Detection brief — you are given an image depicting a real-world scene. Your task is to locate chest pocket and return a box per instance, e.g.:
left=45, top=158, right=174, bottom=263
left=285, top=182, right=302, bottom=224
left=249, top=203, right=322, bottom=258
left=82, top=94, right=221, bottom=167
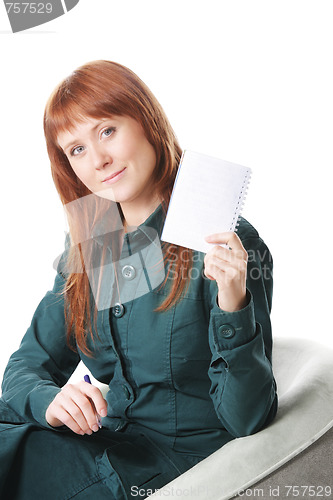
left=169, top=295, right=212, bottom=393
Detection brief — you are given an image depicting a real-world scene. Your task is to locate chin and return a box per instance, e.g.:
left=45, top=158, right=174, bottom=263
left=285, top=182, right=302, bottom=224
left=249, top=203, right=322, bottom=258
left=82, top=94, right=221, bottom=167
left=94, top=186, right=134, bottom=204
left=93, top=186, right=118, bottom=202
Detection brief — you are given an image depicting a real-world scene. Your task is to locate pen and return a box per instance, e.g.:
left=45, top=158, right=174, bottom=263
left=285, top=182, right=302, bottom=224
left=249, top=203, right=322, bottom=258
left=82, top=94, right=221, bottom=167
left=83, top=374, right=102, bottom=429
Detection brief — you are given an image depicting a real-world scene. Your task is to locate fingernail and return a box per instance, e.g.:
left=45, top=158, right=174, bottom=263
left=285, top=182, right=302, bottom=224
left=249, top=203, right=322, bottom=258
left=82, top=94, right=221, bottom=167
left=100, top=409, right=107, bottom=417
left=92, top=425, right=99, bottom=432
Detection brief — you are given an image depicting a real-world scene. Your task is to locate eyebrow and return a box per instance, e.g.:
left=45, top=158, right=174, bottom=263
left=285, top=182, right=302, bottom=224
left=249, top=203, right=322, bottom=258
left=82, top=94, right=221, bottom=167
left=61, top=139, right=80, bottom=153
left=61, top=120, right=111, bottom=152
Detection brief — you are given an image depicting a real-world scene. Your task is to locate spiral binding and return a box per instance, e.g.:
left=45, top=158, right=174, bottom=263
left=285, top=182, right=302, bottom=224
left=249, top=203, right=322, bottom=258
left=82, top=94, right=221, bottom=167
left=230, top=169, right=252, bottom=232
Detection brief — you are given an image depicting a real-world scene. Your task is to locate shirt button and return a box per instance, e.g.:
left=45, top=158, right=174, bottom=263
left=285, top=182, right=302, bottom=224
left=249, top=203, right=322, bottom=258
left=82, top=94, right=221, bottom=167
left=112, top=303, right=125, bottom=318
left=121, top=265, right=136, bottom=280
left=219, top=324, right=235, bottom=339
left=122, top=385, right=131, bottom=399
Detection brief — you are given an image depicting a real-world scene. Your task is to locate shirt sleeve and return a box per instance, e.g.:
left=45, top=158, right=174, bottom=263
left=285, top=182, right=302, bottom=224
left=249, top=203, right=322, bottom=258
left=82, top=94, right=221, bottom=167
left=1, top=270, right=80, bottom=429
left=207, top=235, right=278, bottom=437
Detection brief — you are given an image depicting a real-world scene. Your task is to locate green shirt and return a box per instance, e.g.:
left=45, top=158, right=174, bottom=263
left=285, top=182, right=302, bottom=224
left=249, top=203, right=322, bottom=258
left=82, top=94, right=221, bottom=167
left=1, top=204, right=277, bottom=459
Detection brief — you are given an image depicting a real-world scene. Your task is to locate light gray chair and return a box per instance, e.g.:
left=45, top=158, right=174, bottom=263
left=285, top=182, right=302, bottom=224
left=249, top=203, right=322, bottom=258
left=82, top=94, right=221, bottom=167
left=146, top=337, right=333, bottom=499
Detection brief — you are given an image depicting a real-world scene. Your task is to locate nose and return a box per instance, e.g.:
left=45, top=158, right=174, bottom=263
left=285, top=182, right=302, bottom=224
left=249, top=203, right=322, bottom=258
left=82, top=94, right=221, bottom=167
left=91, top=143, right=113, bottom=170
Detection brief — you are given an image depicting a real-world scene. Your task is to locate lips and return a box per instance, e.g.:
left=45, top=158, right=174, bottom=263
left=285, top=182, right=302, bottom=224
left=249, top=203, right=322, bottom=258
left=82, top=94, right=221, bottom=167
left=102, top=167, right=126, bottom=183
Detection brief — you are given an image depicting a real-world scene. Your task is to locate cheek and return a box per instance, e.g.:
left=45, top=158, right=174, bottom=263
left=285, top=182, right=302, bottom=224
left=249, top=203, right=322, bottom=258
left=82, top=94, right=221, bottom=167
left=135, top=139, right=157, bottom=171
left=117, top=131, right=156, bottom=167
left=145, top=145, right=157, bottom=175
left=70, top=162, right=94, bottom=188
left=115, top=137, right=138, bottom=160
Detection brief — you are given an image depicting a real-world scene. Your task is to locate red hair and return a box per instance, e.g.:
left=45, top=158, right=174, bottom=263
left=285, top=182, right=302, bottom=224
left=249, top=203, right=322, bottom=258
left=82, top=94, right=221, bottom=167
left=43, top=60, right=192, bottom=355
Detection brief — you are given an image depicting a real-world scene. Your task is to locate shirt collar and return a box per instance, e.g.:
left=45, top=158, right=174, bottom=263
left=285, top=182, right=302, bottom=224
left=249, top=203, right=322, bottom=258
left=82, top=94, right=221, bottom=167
left=93, top=202, right=166, bottom=249
left=136, top=203, right=165, bottom=243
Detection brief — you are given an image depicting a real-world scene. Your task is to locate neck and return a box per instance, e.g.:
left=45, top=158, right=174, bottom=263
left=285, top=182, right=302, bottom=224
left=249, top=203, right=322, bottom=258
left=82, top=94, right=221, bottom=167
left=120, top=196, right=162, bottom=230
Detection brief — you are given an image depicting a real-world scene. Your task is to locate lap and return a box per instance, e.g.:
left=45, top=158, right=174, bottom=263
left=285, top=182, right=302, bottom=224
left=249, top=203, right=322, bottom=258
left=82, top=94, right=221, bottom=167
left=0, top=399, right=191, bottom=500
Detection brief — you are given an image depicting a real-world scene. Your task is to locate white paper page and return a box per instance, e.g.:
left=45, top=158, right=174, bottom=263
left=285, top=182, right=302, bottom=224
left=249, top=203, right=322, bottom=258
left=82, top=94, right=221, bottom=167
left=161, top=150, right=251, bottom=254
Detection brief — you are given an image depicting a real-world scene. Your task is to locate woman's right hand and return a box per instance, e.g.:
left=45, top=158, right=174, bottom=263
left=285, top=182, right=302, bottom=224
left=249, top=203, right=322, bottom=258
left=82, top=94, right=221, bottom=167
left=45, top=381, right=108, bottom=435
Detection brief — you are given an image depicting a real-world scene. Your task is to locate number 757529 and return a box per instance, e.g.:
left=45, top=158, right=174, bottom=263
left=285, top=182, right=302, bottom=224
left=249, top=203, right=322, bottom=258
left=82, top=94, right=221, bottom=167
left=5, top=3, right=53, bottom=14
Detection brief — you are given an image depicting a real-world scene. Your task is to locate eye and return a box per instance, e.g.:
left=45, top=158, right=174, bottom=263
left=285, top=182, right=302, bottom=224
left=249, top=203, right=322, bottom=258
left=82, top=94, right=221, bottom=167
left=102, top=127, right=116, bottom=138
left=70, top=145, right=85, bottom=157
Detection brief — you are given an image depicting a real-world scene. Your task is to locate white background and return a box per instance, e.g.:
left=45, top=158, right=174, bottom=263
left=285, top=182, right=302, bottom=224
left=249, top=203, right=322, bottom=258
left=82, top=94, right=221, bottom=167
left=0, top=0, right=332, bottom=381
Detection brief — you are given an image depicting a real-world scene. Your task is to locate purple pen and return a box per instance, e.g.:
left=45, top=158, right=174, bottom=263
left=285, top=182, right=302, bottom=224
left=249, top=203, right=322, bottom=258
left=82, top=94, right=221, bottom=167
left=83, top=374, right=102, bottom=429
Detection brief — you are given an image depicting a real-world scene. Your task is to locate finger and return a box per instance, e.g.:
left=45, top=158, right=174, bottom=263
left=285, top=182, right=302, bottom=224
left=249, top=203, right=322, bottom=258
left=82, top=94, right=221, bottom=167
left=52, top=404, right=86, bottom=435
left=80, top=381, right=108, bottom=417
left=204, top=262, right=229, bottom=284
left=205, top=251, right=247, bottom=277
left=206, top=244, right=248, bottom=265
left=62, top=393, right=96, bottom=434
left=61, top=384, right=99, bottom=432
left=204, top=257, right=244, bottom=283
left=205, top=231, right=245, bottom=252
left=65, top=389, right=101, bottom=433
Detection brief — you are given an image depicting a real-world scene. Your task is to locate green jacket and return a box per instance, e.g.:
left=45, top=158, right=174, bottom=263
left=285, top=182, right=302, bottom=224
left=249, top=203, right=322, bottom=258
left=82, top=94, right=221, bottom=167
left=1, top=204, right=277, bottom=460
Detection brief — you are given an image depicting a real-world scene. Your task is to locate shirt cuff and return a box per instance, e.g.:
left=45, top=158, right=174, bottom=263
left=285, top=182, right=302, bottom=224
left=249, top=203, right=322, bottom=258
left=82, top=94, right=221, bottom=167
left=210, top=289, right=257, bottom=351
left=29, top=383, right=62, bottom=429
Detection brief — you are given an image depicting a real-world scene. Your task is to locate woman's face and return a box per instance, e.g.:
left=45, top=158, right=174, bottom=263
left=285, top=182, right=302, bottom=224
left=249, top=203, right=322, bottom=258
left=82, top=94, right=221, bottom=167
left=57, top=115, right=157, bottom=207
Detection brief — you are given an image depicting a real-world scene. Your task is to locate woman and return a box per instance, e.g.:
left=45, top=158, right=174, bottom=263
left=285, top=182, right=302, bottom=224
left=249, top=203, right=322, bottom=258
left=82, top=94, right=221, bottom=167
left=0, top=60, right=277, bottom=499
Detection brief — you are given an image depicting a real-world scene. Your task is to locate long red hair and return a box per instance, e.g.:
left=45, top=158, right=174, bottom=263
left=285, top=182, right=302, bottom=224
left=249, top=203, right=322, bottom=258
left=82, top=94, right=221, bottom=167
left=43, top=60, right=192, bottom=355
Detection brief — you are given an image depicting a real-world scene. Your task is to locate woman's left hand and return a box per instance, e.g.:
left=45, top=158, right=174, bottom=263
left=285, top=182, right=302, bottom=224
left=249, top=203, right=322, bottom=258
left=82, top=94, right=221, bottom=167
left=204, top=232, right=248, bottom=312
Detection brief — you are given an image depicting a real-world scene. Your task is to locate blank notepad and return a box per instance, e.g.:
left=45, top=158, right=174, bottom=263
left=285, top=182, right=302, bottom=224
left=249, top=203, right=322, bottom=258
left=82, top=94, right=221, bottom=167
left=161, top=150, right=252, bottom=254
